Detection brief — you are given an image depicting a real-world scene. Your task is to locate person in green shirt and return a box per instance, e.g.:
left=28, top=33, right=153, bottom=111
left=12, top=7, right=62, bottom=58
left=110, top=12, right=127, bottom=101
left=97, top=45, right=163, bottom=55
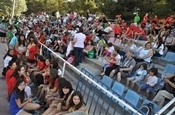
left=134, top=14, right=140, bottom=25
left=97, top=37, right=106, bottom=56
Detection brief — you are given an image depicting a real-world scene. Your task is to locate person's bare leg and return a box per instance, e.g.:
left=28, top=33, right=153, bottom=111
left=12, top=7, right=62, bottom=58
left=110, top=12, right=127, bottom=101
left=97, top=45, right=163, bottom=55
left=19, top=110, right=32, bottom=115
left=23, top=103, right=40, bottom=111
left=38, top=87, right=46, bottom=100
left=42, top=107, right=55, bottom=115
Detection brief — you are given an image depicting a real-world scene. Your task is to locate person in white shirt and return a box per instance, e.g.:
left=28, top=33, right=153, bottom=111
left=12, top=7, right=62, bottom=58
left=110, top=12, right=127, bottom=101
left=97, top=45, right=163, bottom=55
left=138, top=67, right=158, bottom=96
left=72, top=27, right=86, bottom=67
left=104, top=23, right=113, bottom=34
left=153, top=36, right=164, bottom=57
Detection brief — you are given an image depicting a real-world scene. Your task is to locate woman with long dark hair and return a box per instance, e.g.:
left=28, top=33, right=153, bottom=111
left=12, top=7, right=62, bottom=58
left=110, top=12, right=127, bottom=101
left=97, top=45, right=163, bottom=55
left=10, top=78, right=40, bottom=115
left=14, top=34, right=27, bottom=58
left=26, top=35, right=38, bottom=67
left=42, top=80, right=74, bottom=115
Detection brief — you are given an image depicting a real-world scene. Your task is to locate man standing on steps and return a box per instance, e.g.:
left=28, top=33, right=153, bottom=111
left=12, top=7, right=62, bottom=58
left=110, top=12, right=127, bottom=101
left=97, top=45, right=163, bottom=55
left=72, top=27, right=86, bottom=67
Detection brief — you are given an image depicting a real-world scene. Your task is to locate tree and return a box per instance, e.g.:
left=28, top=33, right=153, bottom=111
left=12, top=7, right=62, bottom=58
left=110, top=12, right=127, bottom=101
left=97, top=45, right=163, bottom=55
left=15, top=0, right=27, bottom=16
left=0, top=0, right=27, bottom=17
left=0, top=0, right=13, bottom=16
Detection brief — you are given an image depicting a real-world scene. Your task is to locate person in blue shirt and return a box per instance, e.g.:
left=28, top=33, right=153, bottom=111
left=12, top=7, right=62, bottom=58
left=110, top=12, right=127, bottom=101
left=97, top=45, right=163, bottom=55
left=9, top=33, right=20, bottom=50
left=10, top=78, right=40, bottom=115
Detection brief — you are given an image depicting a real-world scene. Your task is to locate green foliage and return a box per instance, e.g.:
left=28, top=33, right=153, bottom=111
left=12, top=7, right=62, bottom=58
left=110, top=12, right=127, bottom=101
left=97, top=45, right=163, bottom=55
left=0, top=0, right=13, bottom=16
left=0, top=0, right=27, bottom=17
left=1, top=0, right=175, bottom=20
left=15, top=0, right=27, bottom=16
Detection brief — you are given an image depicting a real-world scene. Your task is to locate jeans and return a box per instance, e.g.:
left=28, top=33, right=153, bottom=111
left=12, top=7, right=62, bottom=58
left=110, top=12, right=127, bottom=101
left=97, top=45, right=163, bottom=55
left=74, top=47, right=83, bottom=66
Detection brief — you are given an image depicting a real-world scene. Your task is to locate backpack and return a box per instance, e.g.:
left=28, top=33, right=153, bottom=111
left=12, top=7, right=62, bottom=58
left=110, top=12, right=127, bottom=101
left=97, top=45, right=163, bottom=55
left=140, top=103, right=153, bottom=115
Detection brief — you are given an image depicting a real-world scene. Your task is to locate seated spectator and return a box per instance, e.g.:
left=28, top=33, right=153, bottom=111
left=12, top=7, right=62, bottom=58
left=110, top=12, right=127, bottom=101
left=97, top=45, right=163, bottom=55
left=10, top=78, right=40, bottom=115
left=9, top=33, right=20, bottom=50
left=96, top=36, right=106, bottom=56
left=135, top=42, right=153, bottom=64
left=153, top=36, right=165, bottom=57
left=122, top=39, right=137, bottom=56
left=55, top=91, right=88, bottom=115
left=3, top=49, right=15, bottom=69
left=104, top=47, right=121, bottom=76
left=103, top=23, right=113, bottom=34
left=29, top=55, right=45, bottom=83
left=52, top=37, right=61, bottom=52
left=42, top=80, right=74, bottom=115
left=138, top=67, right=158, bottom=96
left=153, top=75, right=175, bottom=107
left=26, top=35, right=38, bottom=67
left=5, top=60, right=17, bottom=86
left=82, top=40, right=95, bottom=58
left=165, top=31, right=175, bottom=52
left=111, top=51, right=136, bottom=82
left=35, top=68, right=59, bottom=103
left=14, top=34, right=27, bottom=58
left=103, top=42, right=114, bottom=57
left=126, top=63, right=147, bottom=88
left=58, top=40, right=67, bottom=54
left=114, top=35, right=122, bottom=46
left=101, top=52, right=117, bottom=76
left=8, top=65, right=31, bottom=99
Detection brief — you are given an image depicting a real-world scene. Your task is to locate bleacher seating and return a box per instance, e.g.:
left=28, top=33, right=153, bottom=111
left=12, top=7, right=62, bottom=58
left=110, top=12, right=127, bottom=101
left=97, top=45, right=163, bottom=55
left=162, top=64, right=175, bottom=75
left=140, top=99, right=160, bottom=115
left=51, top=39, right=174, bottom=114
left=111, top=81, right=126, bottom=97
left=79, top=68, right=160, bottom=115
left=161, top=51, right=175, bottom=64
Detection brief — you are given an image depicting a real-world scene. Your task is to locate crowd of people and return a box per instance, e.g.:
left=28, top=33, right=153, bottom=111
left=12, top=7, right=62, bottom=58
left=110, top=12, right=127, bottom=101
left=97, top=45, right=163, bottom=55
left=0, top=11, right=175, bottom=114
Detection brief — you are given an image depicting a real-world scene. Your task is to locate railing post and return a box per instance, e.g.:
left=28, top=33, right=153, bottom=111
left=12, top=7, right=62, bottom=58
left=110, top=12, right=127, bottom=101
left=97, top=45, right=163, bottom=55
left=40, top=45, right=43, bottom=55
left=62, top=62, right=66, bottom=77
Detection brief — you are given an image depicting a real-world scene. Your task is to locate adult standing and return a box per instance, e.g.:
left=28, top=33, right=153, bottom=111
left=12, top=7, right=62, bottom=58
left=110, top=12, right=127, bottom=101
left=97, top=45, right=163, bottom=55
left=72, top=27, right=86, bottom=67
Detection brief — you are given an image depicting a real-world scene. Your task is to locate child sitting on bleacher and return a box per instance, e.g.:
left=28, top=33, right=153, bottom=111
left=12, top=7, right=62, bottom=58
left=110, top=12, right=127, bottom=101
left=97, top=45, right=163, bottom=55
left=101, top=52, right=117, bottom=76
left=138, top=67, right=158, bottom=96
left=126, top=63, right=147, bottom=88
left=96, top=36, right=106, bottom=56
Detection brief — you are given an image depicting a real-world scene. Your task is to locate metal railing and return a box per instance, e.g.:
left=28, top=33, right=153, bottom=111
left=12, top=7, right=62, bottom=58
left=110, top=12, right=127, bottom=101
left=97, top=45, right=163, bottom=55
left=40, top=42, right=175, bottom=115
left=155, top=97, right=175, bottom=115
left=39, top=42, right=142, bottom=115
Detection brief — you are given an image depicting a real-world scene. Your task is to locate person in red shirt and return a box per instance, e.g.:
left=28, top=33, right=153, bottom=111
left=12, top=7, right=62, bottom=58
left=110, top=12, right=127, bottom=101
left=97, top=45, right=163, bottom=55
left=143, top=13, right=148, bottom=23
left=7, top=65, right=27, bottom=99
left=152, top=15, right=159, bottom=24
left=29, top=55, right=45, bottom=83
left=5, top=61, right=17, bottom=85
left=125, top=26, right=133, bottom=39
left=113, top=23, right=122, bottom=37
left=101, top=52, right=117, bottom=76
left=26, top=35, right=38, bottom=66
left=133, top=24, right=143, bottom=40
left=38, top=31, right=45, bottom=45
left=166, top=15, right=174, bottom=26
